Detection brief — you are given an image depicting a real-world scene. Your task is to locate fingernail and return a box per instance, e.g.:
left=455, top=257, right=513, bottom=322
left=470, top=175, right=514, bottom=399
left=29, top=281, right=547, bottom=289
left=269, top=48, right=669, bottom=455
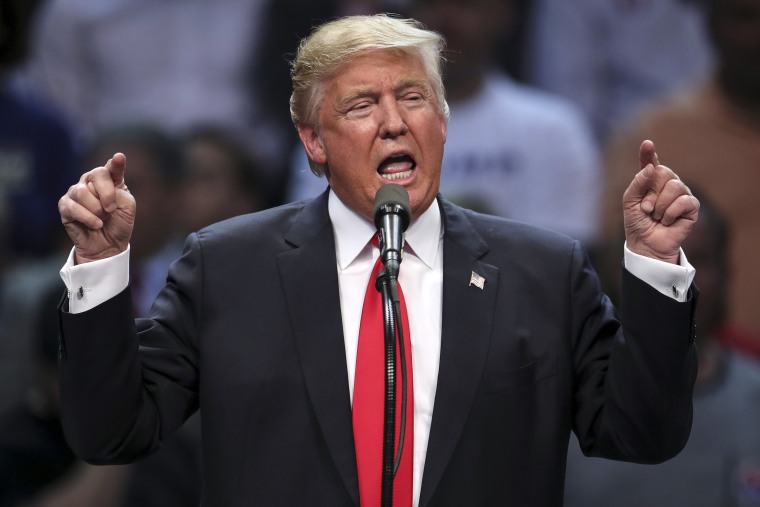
left=641, top=201, right=654, bottom=213
left=105, top=203, right=117, bottom=213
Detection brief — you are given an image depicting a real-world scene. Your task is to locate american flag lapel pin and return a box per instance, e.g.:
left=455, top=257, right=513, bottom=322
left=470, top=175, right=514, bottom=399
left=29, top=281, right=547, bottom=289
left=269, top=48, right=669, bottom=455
left=469, top=271, right=485, bottom=290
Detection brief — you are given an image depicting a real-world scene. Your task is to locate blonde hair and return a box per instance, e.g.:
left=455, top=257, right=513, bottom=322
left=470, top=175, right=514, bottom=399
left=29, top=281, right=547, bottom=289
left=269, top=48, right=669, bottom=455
left=290, top=14, right=449, bottom=176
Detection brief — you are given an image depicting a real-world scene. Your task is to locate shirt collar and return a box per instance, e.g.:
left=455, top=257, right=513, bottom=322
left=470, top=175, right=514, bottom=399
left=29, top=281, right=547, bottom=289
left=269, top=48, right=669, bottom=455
left=328, top=189, right=442, bottom=270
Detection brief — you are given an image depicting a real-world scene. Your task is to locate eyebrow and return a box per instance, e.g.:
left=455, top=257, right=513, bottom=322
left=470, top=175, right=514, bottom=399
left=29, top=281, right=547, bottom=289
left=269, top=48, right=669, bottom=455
left=337, top=87, right=376, bottom=110
left=337, top=76, right=433, bottom=110
left=395, top=76, right=431, bottom=94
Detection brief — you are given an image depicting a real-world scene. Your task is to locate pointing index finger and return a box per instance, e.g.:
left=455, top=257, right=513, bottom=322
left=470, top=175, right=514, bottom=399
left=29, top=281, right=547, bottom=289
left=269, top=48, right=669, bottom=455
left=639, top=139, right=660, bottom=169
left=87, top=153, right=127, bottom=213
left=108, top=152, right=127, bottom=189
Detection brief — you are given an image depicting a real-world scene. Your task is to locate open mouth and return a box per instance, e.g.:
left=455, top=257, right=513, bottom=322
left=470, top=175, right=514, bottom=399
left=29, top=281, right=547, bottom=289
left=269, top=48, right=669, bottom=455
left=377, top=154, right=416, bottom=181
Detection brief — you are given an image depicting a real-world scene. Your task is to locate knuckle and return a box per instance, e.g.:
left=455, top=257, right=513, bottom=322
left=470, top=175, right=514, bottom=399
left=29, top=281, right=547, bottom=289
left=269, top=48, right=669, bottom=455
left=88, top=166, right=107, bottom=180
left=57, top=198, right=69, bottom=215
left=70, top=183, right=88, bottom=199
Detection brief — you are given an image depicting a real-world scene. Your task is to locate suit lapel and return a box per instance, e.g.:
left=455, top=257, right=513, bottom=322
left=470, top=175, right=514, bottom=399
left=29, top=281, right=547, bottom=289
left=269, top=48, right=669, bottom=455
left=275, top=194, right=499, bottom=506
left=420, top=199, right=500, bottom=507
left=277, top=192, right=360, bottom=506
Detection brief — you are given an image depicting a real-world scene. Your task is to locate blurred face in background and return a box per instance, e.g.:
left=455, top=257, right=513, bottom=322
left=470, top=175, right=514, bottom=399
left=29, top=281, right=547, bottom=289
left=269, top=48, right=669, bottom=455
left=180, top=136, right=262, bottom=233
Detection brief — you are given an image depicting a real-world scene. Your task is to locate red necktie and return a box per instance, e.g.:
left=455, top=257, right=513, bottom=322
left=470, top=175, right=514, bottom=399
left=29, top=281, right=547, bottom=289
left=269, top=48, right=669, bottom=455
left=353, top=250, right=414, bottom=506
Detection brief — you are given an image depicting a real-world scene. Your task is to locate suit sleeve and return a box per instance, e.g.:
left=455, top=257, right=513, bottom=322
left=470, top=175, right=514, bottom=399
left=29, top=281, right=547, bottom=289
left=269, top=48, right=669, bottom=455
left=58, top=234, right=203, bottom=464
left=570, top=240, right=698, bottom=463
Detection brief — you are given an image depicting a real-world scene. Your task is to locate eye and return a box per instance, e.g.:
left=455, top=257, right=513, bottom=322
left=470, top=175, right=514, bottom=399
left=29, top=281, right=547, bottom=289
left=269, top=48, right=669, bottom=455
left=343, top=100, right=374, bottom=118
left=401, top=91, right=426, bottom=107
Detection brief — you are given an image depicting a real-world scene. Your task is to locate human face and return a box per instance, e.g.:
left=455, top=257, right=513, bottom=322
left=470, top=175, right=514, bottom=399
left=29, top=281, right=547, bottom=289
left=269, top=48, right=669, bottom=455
left=180, top=138, right=259, bottom=233
left=298, top=50, right=447, bottom=221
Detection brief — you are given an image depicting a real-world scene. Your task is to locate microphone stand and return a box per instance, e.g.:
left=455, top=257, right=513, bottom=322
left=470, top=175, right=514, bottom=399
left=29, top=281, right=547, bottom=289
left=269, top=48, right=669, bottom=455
left=376, top=269, right=408, bottom=507
left=376, top=268, right=397, bottom=507
left=372, top=184, right=411, bottom=507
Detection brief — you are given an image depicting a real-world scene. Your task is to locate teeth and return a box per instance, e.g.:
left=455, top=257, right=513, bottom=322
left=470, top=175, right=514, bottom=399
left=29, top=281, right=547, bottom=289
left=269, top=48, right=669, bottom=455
left=381, top=169, right=413, bottom=181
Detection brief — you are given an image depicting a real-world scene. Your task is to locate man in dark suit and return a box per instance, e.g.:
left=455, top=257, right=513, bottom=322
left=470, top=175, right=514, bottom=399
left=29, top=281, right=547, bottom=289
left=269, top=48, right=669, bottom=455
left=56, top=14, right=700, bottom=507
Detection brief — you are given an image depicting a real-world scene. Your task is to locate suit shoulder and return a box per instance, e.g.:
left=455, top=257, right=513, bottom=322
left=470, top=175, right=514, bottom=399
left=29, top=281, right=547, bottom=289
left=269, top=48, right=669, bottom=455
left=190, top=199, right=316, bottom=251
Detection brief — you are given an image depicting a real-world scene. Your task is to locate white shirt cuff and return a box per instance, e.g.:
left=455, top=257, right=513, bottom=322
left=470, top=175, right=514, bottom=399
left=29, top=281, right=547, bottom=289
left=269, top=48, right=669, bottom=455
left=59, top=246, right=131, bottom=314
left=623, top=242, right=695, bottom=302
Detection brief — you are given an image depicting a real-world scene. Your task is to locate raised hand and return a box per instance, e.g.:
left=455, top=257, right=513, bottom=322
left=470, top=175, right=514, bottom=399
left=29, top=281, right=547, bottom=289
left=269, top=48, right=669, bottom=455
left=623, top=140, right=699, bottom=264
left=58, top=153, right=136, bottom=264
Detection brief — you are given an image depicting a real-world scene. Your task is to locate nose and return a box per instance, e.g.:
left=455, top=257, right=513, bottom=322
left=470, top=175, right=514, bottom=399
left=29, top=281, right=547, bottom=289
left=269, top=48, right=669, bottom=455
left=379, top=100, right=409, bottom=139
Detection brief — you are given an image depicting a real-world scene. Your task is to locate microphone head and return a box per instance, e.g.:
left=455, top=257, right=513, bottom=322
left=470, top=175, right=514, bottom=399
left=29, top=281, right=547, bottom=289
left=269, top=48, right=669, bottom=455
left=373, top=183, right=411, bottom=231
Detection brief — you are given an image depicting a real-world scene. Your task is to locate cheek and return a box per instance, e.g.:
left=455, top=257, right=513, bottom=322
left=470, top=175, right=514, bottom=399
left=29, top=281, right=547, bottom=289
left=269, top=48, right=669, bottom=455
left=324, top=127, right=372, bottom=162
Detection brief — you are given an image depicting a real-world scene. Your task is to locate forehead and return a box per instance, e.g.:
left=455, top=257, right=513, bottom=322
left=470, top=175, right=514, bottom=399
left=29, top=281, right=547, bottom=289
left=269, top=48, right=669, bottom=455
left=325, top=50, right=431, bottom=93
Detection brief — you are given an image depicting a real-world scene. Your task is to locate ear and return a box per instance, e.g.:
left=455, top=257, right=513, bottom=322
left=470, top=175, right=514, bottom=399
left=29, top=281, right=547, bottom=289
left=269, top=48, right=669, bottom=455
left=297, top=124, right=327, bottom=165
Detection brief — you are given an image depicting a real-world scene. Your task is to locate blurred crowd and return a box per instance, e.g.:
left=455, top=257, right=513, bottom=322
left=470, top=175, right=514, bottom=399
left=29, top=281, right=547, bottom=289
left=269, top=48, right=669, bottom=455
left=1, top=0, right=758, bottom=505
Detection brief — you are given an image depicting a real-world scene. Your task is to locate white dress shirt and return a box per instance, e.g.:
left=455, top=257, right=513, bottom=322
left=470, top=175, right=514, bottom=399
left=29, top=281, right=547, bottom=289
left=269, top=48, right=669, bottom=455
left=329, top=191, right=443, bottom=507
left=60, top=189, right=695, bottom=507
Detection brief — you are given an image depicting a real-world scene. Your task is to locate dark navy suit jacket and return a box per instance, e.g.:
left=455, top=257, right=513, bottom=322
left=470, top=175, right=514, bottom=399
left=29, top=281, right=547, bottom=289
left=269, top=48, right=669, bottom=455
left=59, top=192, right=697, bottom=506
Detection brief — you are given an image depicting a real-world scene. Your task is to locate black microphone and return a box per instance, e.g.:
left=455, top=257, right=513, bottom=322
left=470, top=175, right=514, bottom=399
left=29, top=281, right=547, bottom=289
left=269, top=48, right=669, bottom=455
left=373, top=184, right=411, bottom=280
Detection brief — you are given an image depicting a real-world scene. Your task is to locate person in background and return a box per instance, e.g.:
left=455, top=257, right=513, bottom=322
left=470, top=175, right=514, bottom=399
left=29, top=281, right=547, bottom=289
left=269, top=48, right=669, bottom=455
left=17, top=0, right=268, bottom=143
left=0, top=7, right=116, bottom=507
left=0, top=0, right=80, bottom=419
left=15, top=0, right=286, bottom=204
left=598, top=0, right=760, bottom=348
left=178, top=125, right=268, bottom=236
left=564, top=190, right=760, bottom=507
left=525, top=0, right=714, bottom=143
left=0, top=0, right=80, bottom=268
